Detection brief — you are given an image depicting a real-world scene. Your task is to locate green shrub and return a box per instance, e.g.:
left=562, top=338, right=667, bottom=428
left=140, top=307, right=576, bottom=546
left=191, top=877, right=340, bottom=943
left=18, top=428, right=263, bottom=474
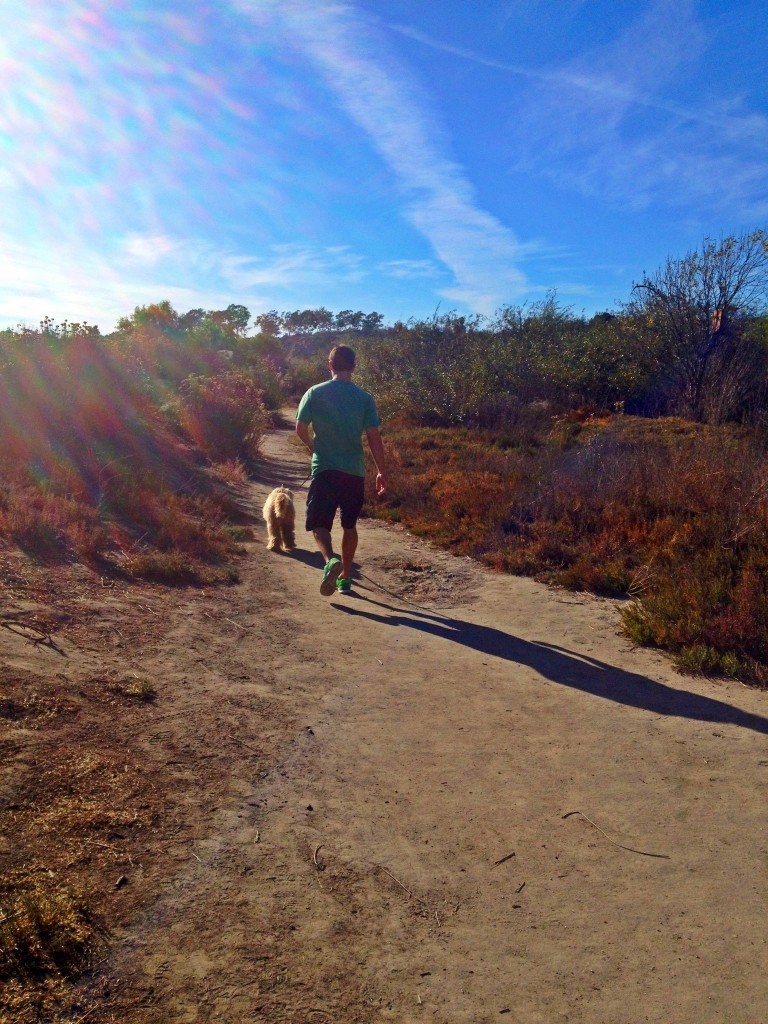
left=178, top=370, right=269, bottom=463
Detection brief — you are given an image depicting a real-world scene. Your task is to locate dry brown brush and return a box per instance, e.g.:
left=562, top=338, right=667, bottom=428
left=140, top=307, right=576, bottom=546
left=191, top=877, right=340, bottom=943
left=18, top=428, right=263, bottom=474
left=368, top=414, right=768, bottom=686
left=0, top=326, right=264, bottom=582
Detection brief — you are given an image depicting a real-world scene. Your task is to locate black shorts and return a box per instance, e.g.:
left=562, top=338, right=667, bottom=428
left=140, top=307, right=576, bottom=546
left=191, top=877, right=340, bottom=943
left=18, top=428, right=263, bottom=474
left=305, top=470, right=365, bottom=531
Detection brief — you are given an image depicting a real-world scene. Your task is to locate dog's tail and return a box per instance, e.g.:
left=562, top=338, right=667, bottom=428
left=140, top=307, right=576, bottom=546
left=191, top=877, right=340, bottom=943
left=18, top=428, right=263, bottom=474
left=274, top=492, right=290, bottom=516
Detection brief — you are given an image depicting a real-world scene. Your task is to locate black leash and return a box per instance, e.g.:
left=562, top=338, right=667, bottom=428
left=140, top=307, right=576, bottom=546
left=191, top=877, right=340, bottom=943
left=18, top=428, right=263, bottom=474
left=356, top=569, right=450, bottom=615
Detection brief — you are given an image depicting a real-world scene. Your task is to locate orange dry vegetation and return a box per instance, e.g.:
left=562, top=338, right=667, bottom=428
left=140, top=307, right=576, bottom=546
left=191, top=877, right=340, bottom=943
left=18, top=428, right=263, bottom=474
left=367, top=413, right=768, bottom=686
left=0, top=329, right=257, bottom=582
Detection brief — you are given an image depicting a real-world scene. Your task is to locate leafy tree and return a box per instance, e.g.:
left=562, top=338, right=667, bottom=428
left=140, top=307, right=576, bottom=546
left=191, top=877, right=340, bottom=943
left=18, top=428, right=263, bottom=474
left=113, top=301, right=219, bottom=387
left=360, top=311, right=384, bottom=333
left=357, top=312, right=494, bottom=425
left=117, top=300, right=181, bottom=336
left=254, top=310, right=283, bottom=336
left=567, top=313, right=658, bottom=409
left=630, top=229, right=768, bottom=421
left=252, top=307, right=385, bottom=339
left=335, top=309, right=364, bottom=331
left=179, top=308, right=207, bottom=331
left=208, top=303, right=251, bottom=336
left=282, top=307, right=335, bottom=334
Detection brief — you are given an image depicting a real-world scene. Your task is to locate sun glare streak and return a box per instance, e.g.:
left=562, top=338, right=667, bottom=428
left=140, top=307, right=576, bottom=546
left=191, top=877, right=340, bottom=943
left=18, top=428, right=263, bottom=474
left=0, top=0, right=277, bottom=242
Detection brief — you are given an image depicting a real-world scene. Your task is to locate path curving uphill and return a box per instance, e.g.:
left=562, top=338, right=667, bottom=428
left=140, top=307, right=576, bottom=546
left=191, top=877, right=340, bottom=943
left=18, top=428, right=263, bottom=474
left=97, top=420, right=768, bottom=1023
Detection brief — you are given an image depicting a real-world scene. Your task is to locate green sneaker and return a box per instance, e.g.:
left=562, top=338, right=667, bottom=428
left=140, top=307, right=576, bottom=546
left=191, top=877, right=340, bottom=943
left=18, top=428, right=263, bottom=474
left=336, top=576, right=352, bottom=594
left=320, top=556, right=342, bottom=596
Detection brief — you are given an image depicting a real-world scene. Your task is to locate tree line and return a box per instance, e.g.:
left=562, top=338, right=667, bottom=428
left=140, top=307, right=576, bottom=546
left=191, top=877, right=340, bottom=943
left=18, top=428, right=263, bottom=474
left=2, top=228, right=766, bottom=429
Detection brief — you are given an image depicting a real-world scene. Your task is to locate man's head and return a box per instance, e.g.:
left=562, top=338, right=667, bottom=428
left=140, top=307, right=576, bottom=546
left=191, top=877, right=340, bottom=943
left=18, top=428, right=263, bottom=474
left=329, top=345, right=356, bottom=373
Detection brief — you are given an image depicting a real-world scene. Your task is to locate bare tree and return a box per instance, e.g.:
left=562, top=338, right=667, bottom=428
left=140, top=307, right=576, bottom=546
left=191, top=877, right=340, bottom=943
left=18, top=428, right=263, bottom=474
left=631, top=230, right=768, bottom=421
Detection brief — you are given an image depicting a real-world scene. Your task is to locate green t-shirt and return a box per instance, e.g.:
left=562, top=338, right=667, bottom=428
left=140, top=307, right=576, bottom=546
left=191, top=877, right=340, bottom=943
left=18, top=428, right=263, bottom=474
left=296, top=378, right=380, bottom=477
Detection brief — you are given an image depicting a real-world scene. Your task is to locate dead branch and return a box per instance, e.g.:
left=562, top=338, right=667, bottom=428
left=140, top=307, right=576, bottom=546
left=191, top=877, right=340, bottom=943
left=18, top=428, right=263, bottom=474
left=379, top=865, right=427, bottom=906
left=0, top=909, right=24, bottom=926
left=0, top=618, right=65, bottom=655
left=492, top=851, right=516, bottom=867
left=562, top=810, right=670, bottom=859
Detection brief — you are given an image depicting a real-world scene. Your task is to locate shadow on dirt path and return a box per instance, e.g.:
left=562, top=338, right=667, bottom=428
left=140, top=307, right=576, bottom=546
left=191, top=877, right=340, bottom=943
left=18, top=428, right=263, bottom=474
left=335, top=594, right=768, bottom=735
left=80, top=422, right=768, bottom=1024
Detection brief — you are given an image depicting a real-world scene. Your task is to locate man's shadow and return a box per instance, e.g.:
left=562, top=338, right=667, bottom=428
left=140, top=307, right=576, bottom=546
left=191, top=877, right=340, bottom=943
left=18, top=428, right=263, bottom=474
left=333, top=589, right=768, bottom=736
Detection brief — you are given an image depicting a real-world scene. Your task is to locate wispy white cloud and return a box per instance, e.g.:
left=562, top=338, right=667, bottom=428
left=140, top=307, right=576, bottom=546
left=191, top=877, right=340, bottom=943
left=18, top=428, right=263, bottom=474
left=218, top=243, right=366, bottom=291
left=511, top=0, right=768, bottom=217
left=0, top=237, right=238, bottom=330
left=235, top=0, right=528, bottom=313
left=0, top=235, right=372, bottom=330
left=378, top=259, right=442, bottom=279
left=397, top=2, right=768, bottom=219
left=121, top=234, right=181, bottom=265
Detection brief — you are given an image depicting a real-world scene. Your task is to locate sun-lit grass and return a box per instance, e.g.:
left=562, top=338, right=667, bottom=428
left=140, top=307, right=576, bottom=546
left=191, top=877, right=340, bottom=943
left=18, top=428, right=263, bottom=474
left=0, top=876, right=96, bottom=984
left=0, top=327, right=262, bottom=580
left=368, top=413, right=768, bottom=686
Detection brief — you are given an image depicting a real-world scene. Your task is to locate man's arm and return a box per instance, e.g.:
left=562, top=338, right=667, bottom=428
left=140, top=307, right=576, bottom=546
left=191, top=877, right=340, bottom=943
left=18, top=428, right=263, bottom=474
left=365, top=427, right=387, bottom=496
left=296, top=420, right=313, bottom=455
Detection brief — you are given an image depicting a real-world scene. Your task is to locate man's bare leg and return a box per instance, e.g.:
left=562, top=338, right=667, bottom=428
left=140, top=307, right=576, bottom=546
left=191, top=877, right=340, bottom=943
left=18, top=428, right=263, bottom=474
left=341, top=527, right=358, bottom=580
left=313, top=527, right=334, bottom=564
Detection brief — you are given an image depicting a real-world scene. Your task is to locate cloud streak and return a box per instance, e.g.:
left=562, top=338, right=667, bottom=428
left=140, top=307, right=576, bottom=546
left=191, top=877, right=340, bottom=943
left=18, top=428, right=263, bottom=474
left=509, top=0, right=768, bottom=217
left=236, top=0, right=527, bottom=313
left=397, top=2, right=768, bottom=219
left=0, top=235, right=370, bottom=330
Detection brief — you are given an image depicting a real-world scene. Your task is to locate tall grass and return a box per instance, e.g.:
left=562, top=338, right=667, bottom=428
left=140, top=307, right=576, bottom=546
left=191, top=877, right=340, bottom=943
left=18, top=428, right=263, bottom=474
left=0, top=326, right=263, bottom=580
left=369, top=413, right=768, bottom=686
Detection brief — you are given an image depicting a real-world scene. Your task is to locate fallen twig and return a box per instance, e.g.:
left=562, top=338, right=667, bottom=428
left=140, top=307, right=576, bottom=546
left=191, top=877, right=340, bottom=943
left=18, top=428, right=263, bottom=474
left=73, top=1006, right=98, bottom=1023
left=230, top=735, right=260, bottom=755
left=312, top=844, right=324, bottom=869
left=562, top=810, right=670, bottom=859
left=202, top=611, right=247, bottom=631
left=380, top=866, right=427, bottom=906
left=493, top=851, right=516, bottom=867
left=82, top=838, right=118, bottom=851
left=0, top=910, right=24, bottom=926
left=0, top=619, right=65, bottom=654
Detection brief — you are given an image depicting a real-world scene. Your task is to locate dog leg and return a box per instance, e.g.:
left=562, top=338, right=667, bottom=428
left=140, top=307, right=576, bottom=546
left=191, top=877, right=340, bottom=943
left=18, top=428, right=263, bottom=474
left=265, top=511, right=279, bottom=551
left=281, top=524, right=296, bottom=551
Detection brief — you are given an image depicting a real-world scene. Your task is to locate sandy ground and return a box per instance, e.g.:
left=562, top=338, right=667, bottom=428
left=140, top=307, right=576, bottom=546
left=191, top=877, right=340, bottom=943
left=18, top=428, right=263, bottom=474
left=2, top=421, right=767, bottom=1024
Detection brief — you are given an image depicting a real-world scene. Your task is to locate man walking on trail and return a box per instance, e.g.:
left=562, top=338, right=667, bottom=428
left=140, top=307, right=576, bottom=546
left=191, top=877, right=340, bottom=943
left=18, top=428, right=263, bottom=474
left=296, top=344, right=386, bottom=596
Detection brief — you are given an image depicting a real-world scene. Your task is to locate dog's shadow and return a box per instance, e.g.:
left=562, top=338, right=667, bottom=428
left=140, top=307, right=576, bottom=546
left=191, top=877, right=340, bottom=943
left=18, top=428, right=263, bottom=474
left=333, top=589, right=768, bottom=736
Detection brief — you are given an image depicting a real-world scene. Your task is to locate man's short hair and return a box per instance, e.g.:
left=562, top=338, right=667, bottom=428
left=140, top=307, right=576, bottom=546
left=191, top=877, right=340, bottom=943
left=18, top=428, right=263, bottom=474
left=329, top=345, right=356, bottom=372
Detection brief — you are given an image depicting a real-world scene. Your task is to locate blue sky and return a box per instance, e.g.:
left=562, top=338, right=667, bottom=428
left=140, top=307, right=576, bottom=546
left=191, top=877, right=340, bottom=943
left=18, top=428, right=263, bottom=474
left=1, top=0, right=766, bottom=331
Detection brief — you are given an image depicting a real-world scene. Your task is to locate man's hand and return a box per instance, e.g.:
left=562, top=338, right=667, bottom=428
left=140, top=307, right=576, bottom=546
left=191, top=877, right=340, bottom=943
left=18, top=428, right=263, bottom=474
left=366, top=428, right=387, bottom=497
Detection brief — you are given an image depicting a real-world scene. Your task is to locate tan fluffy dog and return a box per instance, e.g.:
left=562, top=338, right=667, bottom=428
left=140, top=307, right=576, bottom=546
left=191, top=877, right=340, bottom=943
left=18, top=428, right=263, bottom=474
left=263, top=486, right=296, bottom=552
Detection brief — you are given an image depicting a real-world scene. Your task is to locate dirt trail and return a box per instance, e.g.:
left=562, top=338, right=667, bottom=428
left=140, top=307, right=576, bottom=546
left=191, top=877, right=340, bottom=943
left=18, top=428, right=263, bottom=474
left=5, top=421, right=768, bottom=1023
